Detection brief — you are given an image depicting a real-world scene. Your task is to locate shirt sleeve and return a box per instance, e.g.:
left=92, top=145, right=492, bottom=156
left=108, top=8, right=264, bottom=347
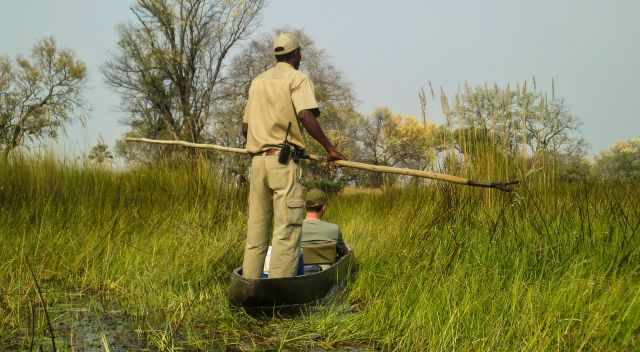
left=291, top=74, right=319, bottom=115
left=242, top=83, right=253, bottom=124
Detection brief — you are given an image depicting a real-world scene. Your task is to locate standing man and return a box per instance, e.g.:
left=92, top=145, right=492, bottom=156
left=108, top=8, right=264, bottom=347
left=242, top=32, right=345, bottom=279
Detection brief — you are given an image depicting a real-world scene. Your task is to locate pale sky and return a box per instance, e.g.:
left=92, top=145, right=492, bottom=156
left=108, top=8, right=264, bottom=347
left=1, top=0, right=638, bottom=156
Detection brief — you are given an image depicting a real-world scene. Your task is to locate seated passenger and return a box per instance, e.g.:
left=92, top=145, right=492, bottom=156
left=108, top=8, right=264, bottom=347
left=301, top=189, right=347, bottom=267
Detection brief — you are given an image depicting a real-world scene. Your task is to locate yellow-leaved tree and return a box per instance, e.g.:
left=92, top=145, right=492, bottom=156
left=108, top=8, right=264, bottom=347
left=358, top=107, right=438, bottom=187
left=594, top=138, right=640, bottom=181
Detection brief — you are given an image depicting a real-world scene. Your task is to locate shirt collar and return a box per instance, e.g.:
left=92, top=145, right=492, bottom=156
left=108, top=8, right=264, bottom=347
left=275, top=61, right=295, bottom=70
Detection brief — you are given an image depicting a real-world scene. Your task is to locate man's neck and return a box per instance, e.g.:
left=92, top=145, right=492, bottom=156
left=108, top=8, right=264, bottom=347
left=277, top=60, right=299, bottom=70
left=305, top=212, right=321, bottom=220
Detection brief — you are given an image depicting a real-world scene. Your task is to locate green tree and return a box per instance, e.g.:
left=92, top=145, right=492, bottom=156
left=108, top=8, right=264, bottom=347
left=441, top=81, right=582, bottom=156
left=594, top=138, right=640, bottom=181
left=553, top=151, right=591, bottom=182
left=436, top=81, right=586, bottom=182
left=0, top=38, right=87, bottom=156
left=88, top=137, right=114, bottom=167
left=104, top=0, right=264, bottom=163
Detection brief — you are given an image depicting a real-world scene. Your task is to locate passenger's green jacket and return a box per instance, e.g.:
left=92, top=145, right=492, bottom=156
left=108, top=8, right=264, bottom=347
left=301, top=219, right=347, bottom=257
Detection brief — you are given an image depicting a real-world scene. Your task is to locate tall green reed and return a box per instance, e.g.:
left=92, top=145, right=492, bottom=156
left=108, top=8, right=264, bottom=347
left=1, top=153, right=638, bottom=350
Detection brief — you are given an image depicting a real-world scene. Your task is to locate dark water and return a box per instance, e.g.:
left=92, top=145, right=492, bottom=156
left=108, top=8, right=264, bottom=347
left=48, top=294, right=148, bottom=351
left=24, top=291, right=373, bottom=351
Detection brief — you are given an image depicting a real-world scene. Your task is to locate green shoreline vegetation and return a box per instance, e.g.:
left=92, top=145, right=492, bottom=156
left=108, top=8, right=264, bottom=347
left=1, top=155, right=639, bottom=351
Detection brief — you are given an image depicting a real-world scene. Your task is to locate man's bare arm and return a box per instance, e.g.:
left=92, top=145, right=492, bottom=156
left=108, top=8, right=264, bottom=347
left=298, top=109, right=345, bottom=161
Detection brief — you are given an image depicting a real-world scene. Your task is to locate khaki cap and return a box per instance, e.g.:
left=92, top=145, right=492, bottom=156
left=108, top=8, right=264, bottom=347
left=305, top=188, right=327, bottom=208
left=273, top=32, right=300, bottom=56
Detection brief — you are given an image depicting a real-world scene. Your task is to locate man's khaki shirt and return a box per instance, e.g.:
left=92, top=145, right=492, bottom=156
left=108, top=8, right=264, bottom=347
left=243, top=62, right=319, bottom=153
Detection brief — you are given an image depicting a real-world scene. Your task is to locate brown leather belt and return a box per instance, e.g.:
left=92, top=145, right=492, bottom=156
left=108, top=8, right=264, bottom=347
left=253, top=148, right=280, bottom=156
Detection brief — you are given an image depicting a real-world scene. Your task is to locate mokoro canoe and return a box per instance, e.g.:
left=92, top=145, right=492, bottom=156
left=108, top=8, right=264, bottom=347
left=228, top=250, right=356, bottom=314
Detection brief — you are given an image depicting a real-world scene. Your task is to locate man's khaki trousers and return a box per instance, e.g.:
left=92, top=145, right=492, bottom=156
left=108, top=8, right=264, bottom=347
left=242, top=155, right=305, bottom=279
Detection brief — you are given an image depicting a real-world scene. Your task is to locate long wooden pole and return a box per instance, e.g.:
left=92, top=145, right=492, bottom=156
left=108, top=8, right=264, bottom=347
left=125, top=137, right=518, bottom=192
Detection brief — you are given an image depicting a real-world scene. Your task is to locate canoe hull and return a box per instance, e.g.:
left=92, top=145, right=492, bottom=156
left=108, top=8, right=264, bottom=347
left=229, top=250, right=355, bottom=313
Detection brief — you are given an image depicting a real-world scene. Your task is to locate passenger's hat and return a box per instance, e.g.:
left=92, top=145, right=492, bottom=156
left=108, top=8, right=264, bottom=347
left=273, top=32, right=300, bottom=56
left=305, top=188, right=327, bottom=208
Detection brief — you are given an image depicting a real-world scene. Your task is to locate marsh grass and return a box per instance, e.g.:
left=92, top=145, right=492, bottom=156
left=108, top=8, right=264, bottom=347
left=1, top=154, right=639, bottom=351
